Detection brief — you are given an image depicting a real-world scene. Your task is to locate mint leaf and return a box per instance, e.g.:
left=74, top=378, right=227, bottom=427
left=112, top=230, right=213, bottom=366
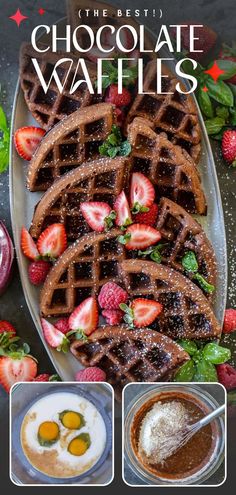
left=193, top=273, right=215, bottom=294
left=119, top=140, right=131, bottom=157
left=181, top=251, right=199, bottom=273
left=99, top=125, right=131, bottom=158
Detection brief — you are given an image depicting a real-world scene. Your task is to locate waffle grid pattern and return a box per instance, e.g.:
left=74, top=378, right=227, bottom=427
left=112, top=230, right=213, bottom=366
left=126, top=61, right=201, bottom=162
left=70, top=326, right=188, bottom=398
left=128, top=119, right=206, bottom=214
left=20, top=43, right=98, bottom=131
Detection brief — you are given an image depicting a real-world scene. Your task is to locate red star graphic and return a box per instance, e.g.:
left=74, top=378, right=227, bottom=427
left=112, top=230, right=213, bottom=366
left=38, top=8, right=45, bottom=15
left=204, top=61, right=225, bottom=83
left=9, top=8, right=28, bottom=27
left=202, top=86, right=209, bottom=92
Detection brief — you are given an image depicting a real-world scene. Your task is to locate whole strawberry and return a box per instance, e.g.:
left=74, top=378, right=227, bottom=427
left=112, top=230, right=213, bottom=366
left=0, top=321, right=17, bottom=337
left=170, top=22, right=217, bottom=61
left=98, top=282, right=128, bottom=309
left=223, top=309, right=236, bottom=334
left=28, top=260, right=51, bottom=286
left=105, top=84, right=132, bottom=107
left=134, top=203, right=158, bottom=227
left=33, top=373, right=60, bottom=382
left=75, top=367, right=106, bottom=382
left=222, top=130, right=236, bottom=166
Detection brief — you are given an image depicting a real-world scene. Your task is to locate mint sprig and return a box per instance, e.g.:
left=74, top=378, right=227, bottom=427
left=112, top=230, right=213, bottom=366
left=0, top=105, right=10, bottom=173
left=181, top=251, right=215, bottom=294
left=96, top=59, right=138, bottom=90
left=99, top=125, right=131, bottom=158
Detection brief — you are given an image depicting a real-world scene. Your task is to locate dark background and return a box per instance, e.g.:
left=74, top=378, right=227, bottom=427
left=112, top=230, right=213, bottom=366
left=0, top=0, right=235, bottom=492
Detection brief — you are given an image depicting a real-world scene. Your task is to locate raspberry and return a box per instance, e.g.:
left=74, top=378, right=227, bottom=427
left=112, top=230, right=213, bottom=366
left=216, top=363, right=236, bottom=390
left=0, top=321, right=17, bottom=336
left=105, top=84, right=132, bottom=107
left=134, top=203, right=159, bottom=227
left=75, top=367, right=106, bottom=382
left=28, top=260, right=51, bottom=285
left=98, top=282, right=128, bottom=309
left=55, top=317, right=70, bottom=335
left=102, top=309, right=123, bottom=325
left=33, top=374, right=50, bottom=382
left=223, top=309, right=236, bottom=334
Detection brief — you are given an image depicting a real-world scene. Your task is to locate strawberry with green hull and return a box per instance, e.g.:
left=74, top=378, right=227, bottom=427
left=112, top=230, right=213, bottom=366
left=80, top=202, right=116, bottom=233
left=134, top=203, right=159, bottom=227
left=41, top=319, right=70, bottom=353
left=69, top=297, right=99, bottom=339
left=120, top=299, right=163, bottom=328
left=33, top=374, right=61, bottom=382
left=37, top=224, right=67, bottom=259
left=114, top=191, right=132, bottom=228
left=0, top=321, right=16, bottom=337
left=14, top=126, right=46, bottom=161
left=118, top=224, right=161, bottom=250
left=130, top=172, right=155, bottom=213
left=28, top=260, right=51, bottom=286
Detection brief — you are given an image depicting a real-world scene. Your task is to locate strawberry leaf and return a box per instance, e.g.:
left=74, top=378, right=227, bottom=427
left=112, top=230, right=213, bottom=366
left=75, top=329, right=88, bottom=342
left=117, top=233, right=131, bottom=245
left=132, top=202, right=149, bottom=214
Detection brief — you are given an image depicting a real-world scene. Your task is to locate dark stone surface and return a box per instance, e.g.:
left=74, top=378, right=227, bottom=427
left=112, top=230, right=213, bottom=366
left=0, top=0, right=235, bottom=493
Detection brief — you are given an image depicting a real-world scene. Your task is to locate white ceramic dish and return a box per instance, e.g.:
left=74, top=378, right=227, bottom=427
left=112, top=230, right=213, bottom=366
left=9, top=20, right=227, bottom=381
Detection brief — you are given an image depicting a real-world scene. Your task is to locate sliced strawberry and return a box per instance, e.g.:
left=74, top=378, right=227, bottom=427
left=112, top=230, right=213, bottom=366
left=121, top=224, right=161, bottom=250
left=41, top=318, right=69, bottom=352
left=37, top=224, right=67, bottom=258
left=80, top=202, right=113, bottom=232
left=132, top=298, right=163, bottom=327
left=130, top=172, right=155, bottom=210
left=14, top=126, right=46, bottom=161
left=0, top=355, right=37, bottom=392
left=69, top=297, right=99, bottom=336
left=114, top=191, right=132, bottom=227
left=21, top=227, right=39, bottom=261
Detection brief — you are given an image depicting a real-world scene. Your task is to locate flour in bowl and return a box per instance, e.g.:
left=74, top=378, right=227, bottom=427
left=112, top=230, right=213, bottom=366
left=138, top=401, right=189, bottom=464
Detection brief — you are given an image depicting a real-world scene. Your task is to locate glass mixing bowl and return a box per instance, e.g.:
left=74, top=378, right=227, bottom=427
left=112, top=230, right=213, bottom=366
left=123, top=384, right=225, bottom=486
left=10, top=382, right=113, bottom=485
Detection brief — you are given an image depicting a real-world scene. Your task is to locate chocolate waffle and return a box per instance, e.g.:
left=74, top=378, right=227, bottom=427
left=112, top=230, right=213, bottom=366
left=156, top=198, right=216, bottom=298
left=125, top=61, right=201, bottom=162
left=27, top=103, right=115, bottom=191
left=30, top=158, right=128, bottom=241
left=20, top=42, right=97, bottom=131
left=40, top=235, right=220, bottom=341
left=128, top=117, right=206, bottom=215
left=70, top=326, right=189, bottom=400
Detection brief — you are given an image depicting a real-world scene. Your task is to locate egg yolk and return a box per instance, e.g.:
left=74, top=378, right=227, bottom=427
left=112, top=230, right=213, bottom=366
left=38, top=421, right=59, bottom=446
left=61, top=411, right=81, bottom=429
left=68, top=433, right=91, bottom=456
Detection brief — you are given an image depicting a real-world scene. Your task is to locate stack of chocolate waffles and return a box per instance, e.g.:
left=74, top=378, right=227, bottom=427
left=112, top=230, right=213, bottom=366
left=19, top=2, right=220, bottom=399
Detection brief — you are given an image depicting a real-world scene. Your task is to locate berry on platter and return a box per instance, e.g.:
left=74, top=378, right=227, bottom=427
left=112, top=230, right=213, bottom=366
left=41, top=318, right=70, bottom=353
left=114, top=191, right=132, bottom=228
left=134, top=203, right=158, bottom=227
left=216, top=363, right=236, bottom=390
left=118, top=224, right=161, bottom=250
left=69, top=297, right=99, bottom=336
left=21, top=227, right=39, bottom=261
left=102, top=309, right=123, bottom=325
left=37, top=223, right=67, bottom=259
left=14, top=126, right=46, bottom=161
left=28, top=260, right=51, bottom=286
left=130, top=172, right=155, bottom=212
left=75, top=367, right=106, bottom=382
left=120, top=298, right=163, bottom=328
left=80, top=202, right=115, bottom=232
left=55, top=318, right=70, bottom=335
left=98, top=282, right=128, bottom=310
left=105, top=84, right=132, bottom=107
left=33, top=373, right=61, bottom=382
